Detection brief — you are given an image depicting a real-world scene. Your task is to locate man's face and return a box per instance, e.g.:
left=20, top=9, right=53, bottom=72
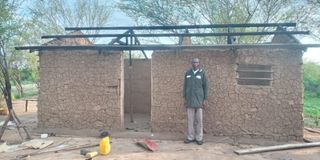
left=192, top=61, right=199, bottom=69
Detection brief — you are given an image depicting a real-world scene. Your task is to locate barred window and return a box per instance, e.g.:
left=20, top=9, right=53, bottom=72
left=236, top=64, right=272, bottom=86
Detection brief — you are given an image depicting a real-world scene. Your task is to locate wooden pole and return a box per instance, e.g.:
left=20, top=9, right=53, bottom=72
left=25, top=100, right=28, bottom=112
left=305, top=127, right=320, bottom=134
left=16, top=143, right=99, bottom=159
left=234, top=142, right=320, bottom=155
left=0, top=114, right=10, bottom=140
left=0, top=108, right=31, bottom=141
left=12, top=108, right=31, bottom=139
left=0, top=38, right=31, bottom=141
left=129, top=30, right=134, bottom=123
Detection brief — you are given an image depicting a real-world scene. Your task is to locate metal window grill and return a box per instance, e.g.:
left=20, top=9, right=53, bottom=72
left=236, top=64, right=273, bottom=86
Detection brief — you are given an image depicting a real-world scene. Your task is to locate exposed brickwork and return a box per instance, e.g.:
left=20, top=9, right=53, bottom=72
left=124, top=59, right=151, bottom=114
left=151, top=48, right=303, bottom=140
left=38, top=50, right=124, bottom=130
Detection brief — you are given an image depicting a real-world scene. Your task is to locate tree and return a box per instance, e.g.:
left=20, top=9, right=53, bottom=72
left=0, top=0, right=19, bottom=110
left=0, top=0, right=31, bottom=140
left=0, top=1, right=37, bottom=98
left=300, top=0, right=320, bottom=40
left=118, top=0, right=320, bottom=43
left=8, top=18, right=41, bottom=97
left=28, top=0, right=114, bottom=43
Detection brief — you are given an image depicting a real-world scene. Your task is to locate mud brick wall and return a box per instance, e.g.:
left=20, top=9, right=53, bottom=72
left=38, top=50, right=124, bottom=130
left=151, top=48, right=303, bottom=141
left=124, top=59, right=151, bottom=114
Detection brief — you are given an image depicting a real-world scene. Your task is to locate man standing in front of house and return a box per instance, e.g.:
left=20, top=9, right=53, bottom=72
left=183, top=58, right=208, bottom=145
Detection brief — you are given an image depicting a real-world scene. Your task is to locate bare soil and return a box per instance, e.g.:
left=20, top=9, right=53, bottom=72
left=0, top=100, right=320, bottom=160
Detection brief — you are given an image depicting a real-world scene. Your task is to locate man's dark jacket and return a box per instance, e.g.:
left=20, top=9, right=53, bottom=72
left=183, top=68, right=208, bottom=108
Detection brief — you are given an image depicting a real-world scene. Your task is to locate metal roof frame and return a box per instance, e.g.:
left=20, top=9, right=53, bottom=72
left=41, top=31, right=309, bottom=39
left=15, top=23, right=320, bottom=64
left=64, top=23, right=297, bottom=31
left=15, top=43, right=320, bottom=51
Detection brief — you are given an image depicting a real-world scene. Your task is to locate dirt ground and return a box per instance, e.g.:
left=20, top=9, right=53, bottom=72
left=0, top=100, right=320, bottom=160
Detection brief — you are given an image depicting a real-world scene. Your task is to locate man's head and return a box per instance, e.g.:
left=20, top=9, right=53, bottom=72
left=191, top=58, right=200, bottom=70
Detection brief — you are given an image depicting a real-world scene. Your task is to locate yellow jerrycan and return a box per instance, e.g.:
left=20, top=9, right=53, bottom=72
left=99, top=131, right=111, bottom=155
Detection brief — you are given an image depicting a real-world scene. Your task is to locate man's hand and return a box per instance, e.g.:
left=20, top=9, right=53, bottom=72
left=202, top=100, right=208, bottom=109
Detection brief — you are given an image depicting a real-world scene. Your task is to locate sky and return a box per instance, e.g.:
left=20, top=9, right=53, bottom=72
left=107, top=8, right=320, bottom=63
left=301, top=37, right=320, bottom=63
left=303, top=48, right=320, bottom=63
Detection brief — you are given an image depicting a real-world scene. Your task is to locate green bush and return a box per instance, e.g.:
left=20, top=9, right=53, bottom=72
left=304, top=62, right=320, bottom=127
left=21, top=68, right=39, bottom=82
left=304, top=62, right=320, bottom=97
left=11, top=93, right=20, bottom=100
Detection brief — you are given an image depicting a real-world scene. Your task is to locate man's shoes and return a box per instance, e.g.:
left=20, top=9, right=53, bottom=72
left=196, top=140, right=203, bottom=145
left=184, top=139, right=195, bottom=144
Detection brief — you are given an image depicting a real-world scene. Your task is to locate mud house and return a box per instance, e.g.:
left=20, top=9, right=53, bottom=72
left=16, top=23, right=318, bottom=141
left=152, top=46, right=303, bottom=141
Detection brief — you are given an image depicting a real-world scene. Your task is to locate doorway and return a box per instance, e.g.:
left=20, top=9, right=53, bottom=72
left=123, top=59, right=151, bottom=132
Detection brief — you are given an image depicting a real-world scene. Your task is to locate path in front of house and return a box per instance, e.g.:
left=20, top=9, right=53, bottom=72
left=0, top=100, right=320, bottom=160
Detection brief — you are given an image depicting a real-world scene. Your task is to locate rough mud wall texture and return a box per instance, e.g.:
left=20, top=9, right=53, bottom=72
left=38, top=50, right=123, bottom=130
left=124, top=59, right=151, bottom=114
left=151, top=48, right=303, bottom=141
